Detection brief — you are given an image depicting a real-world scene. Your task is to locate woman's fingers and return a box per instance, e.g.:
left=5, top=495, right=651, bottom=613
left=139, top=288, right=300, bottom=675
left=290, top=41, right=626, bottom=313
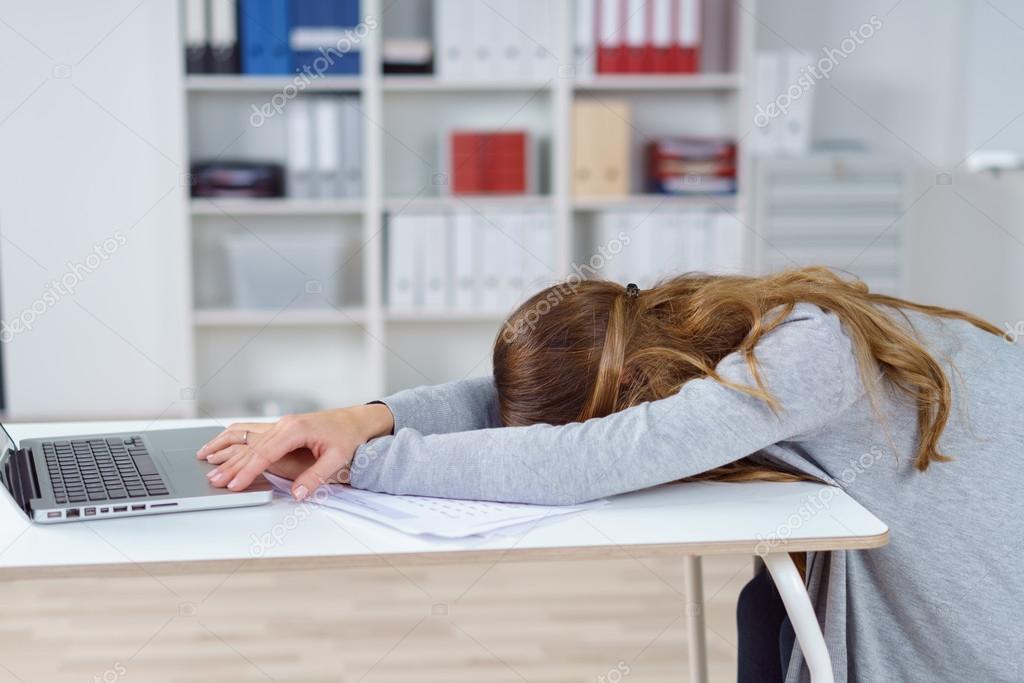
left=197, top=422, right=271, bottom=459
left=224, top=416, right=307, bottom=491
left=290, top=451, right=348, bottom=501
left=207, top=447, right=251, bottom=486
left=205, top=443, right=247, bottom=465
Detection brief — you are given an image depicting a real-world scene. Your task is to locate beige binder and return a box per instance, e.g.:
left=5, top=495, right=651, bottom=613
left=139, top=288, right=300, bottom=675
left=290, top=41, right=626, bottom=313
left=572, top=100, right=631, bottom=197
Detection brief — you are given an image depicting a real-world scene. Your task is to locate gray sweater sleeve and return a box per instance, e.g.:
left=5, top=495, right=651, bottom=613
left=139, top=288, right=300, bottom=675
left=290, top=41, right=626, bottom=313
left=378, top=375, right=501, bottom=435
left=350, top=305, right=862, bottom=505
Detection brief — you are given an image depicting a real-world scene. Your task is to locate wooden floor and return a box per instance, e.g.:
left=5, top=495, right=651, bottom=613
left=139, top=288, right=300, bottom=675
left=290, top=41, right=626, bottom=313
left=0, top=555, right=753, bottom=682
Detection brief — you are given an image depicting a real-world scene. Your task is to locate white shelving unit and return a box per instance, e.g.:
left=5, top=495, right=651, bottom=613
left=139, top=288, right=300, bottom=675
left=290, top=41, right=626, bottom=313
left=180, top=0, right=756, bottom=416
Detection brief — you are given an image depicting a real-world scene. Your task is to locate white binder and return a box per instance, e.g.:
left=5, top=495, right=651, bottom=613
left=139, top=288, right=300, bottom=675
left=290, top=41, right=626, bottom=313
left=422, top=213, right=449, bottom=311
left=313, top=97, right=341, bottom=198
left=452, top=211, right=479, bottom=311
left=574, top=0, right=595, bottom=80
left=285, top=98, right=315, bottom=198
left=480, top=218, right=503, bottom=311
left=340, top=97, right=362, bottom=198
left=388, top=215, right=419, bottom=311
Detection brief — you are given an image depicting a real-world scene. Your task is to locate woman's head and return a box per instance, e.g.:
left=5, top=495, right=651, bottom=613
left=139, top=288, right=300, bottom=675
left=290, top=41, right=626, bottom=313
left=493, top=267, right=1001, bottom=475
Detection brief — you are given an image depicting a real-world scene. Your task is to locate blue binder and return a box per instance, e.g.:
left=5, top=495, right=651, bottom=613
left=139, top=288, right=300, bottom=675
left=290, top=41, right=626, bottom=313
left=290, top=0, right=362, bottom=75
left=240, top=0, right=292, bottom=75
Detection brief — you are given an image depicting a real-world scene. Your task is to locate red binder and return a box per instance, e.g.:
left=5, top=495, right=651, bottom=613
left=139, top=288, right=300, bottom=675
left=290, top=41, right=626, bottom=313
left=623, top=0, right=646, bottom=73
left=450, top=131, right=528, bottom=195
left=650, top=0, right=674, bottom=73
left=670, top=0, right=701, bottom=73
left=596, top=0, right=626, bottom=73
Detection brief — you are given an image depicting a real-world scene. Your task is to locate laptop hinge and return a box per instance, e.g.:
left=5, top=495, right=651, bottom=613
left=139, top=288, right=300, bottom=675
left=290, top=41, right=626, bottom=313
left=1, top=448, right=36, bottom=515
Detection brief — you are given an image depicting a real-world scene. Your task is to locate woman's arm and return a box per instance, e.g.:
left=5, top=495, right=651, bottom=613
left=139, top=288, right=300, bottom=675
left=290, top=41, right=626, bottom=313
left=349, top=306, right=863, bottom=505
left=377, top=375, right=501, bottom=435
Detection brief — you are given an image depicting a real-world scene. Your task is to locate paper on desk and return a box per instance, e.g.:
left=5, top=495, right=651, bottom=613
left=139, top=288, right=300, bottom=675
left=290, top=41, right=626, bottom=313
left=263, top=472, right=604, bottom=539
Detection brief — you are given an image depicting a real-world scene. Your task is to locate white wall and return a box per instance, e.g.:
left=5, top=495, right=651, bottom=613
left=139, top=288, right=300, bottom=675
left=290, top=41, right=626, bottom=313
left=0, top=1, right=192, bottom=419
left=756, top=0, right=1024, bottom=326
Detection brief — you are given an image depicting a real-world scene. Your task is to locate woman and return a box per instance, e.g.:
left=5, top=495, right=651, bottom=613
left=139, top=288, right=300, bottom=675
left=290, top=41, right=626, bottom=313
left=198, top=267, right=1024, bottom=682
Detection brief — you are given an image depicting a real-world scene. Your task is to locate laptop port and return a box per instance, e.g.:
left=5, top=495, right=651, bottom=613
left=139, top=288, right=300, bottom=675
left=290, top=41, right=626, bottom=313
left=84, top=507, right=96, bottom=516
left=47, top=511, right=61, bottom=518
left=149, top=502, right=178, bottom=509
left=100, top=507, right=109, bottom=513
left=131, top=504, right=146, bottom=511
left=112, top=506, right=127, bottom=513
left=66, top=508, right=80, bottom=518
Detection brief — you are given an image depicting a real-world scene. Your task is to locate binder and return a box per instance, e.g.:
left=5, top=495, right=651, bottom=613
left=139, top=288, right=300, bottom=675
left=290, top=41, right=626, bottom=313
left=435, top=0, right=470, bottom=80
left=469, top=1, right=496, bottom=80
left=653, top=211, right=681, bottom=279
left=449, top=131, right=529, bottom=195
left=208, top=0, right=239, bottom=73
left=779, top=51, right=813, bottom=156
left=499, top=213, right=526, bottom=309
left=526, top=0, right=557, bottom=80
left=628, top=217, right=656, bottom=288
left=610, top=210, right=638, bottom=283
left=285, top=98, right=315, bottom=198
left=422, top=213, right=449, bottom=310
left=452, top=211, right=479, bottom=311
left=684, top=210, right=707, bottom=272
left=184, top=0, right=210, bottom=74
left=291, top=0, right=361, bottom=76
left=494, top=1, right=524, bottom=80
left=450, top=132, right=484, bottom=194
left=572, top=100, right=631, bottom=197
left=751, top=51, right=782, bottom=156
left=479, top=218, right=503, bottom=311
left=596, top=0, right=622, bottom=73
left=671, top=0, right=701, bottom=73
left=312, top=97, right=341, bottom=198
left=650, top=0, right=673, bottom=72
left=240, top=0, right=291, bottom=74
left=388, top=214, right=419, bottom=311
left=523, top=211, right=553, bottom=294
left=624, top=0, right=646, bottom=73
left=574, top=0, right=595, bottom=79
left=709, top=211, right=744, bottom=273
left=339, top=97, right=362, bottom=197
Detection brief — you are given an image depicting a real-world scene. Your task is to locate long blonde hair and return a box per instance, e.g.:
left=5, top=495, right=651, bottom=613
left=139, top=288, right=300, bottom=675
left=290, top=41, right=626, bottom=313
left=493, top=267, right=1001, bottom=482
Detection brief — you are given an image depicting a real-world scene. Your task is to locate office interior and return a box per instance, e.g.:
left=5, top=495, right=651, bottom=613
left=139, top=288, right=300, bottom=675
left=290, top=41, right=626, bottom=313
left=0, top=0, right=1019, bottom=681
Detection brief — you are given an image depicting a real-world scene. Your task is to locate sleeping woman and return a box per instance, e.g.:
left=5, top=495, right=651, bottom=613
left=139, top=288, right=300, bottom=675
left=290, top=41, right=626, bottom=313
left=197, top=267, right=1024, bottom=682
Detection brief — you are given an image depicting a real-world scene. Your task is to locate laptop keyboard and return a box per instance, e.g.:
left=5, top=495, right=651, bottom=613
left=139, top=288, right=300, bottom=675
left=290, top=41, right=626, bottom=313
left=42, top=436, right=169, bottom=504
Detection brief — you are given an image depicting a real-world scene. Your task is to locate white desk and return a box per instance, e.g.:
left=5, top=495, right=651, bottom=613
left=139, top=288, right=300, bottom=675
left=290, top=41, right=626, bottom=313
left=0, top=419, right=888, bottom=683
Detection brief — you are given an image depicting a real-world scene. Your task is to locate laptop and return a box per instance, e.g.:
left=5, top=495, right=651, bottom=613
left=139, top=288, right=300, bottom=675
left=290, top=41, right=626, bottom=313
left=0, top=422, right=272, bottom=523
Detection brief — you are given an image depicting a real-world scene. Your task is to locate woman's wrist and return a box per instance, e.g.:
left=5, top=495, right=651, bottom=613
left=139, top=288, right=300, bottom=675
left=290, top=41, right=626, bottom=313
left=355, top=402, right=395, bottom=440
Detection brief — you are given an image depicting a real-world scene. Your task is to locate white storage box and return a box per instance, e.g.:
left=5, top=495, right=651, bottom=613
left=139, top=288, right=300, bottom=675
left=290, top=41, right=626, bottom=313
left=224, top=228, right=346, bottom=309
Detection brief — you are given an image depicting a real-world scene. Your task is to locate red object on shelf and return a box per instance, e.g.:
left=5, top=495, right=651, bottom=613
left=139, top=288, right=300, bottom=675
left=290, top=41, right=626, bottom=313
left=669, top=0, right=701, bottom=74
left=450, top=131, right=528, bottom=195
left=595, top=0, right=702, bottom=75
left=598, top=0, right=626, bottom=73
left=645, top=137, right=737, bottom=195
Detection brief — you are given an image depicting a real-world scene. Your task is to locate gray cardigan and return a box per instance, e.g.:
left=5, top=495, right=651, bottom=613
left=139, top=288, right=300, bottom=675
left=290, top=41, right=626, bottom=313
left=350, top=303, right=1024, bottom=682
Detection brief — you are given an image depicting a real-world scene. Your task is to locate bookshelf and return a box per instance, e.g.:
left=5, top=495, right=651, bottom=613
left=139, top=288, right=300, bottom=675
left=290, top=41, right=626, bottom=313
left=180, top=0, right=756, bottom=417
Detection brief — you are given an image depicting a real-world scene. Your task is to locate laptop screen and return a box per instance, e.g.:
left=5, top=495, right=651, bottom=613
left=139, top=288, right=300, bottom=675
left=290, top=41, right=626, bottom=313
left=0, top=422, right=15, bottom=456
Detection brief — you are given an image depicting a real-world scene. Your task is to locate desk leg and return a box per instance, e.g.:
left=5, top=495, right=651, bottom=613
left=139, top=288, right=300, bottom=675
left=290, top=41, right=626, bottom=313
left=684, top=555, right=708, bottom=683
left=763, top=553, right=834, bottom=683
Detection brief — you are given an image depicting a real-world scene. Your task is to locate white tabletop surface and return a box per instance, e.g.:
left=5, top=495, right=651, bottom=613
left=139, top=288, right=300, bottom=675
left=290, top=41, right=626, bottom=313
left=0, top=419, right=888, bottom=573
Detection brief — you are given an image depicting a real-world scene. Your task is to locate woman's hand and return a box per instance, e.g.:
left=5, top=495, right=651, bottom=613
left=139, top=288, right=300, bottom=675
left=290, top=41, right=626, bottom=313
left=196, top=404, right=395, bottom=500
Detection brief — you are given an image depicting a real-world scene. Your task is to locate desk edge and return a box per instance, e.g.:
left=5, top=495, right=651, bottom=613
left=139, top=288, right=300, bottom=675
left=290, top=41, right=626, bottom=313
left=0, top=529, right=889, bottom=580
